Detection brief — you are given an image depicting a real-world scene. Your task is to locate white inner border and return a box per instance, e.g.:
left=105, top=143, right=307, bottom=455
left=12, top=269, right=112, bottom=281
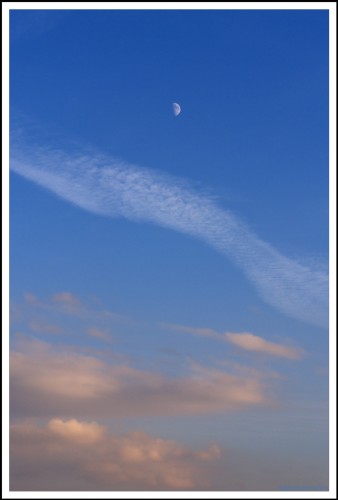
left=2, top=2, right=336, bottom=499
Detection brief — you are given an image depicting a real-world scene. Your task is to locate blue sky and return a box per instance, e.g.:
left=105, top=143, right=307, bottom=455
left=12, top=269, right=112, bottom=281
left=8, top=6, right=330, bottom=493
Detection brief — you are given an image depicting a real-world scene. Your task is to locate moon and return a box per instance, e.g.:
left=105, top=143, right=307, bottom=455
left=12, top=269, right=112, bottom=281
left=172, top=102, right=181, bottom=116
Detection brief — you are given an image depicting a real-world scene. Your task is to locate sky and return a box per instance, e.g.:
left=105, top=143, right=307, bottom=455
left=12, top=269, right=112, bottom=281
left=6, top=4, right=333, bottom=495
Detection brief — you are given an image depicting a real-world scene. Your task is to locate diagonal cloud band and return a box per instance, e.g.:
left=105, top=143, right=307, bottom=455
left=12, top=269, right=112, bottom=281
left=10, top=143, right=328, bottom=327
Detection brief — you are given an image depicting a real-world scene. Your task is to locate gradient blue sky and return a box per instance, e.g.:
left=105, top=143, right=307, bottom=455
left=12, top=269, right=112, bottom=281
left=8, top=5, right=332, bottom=494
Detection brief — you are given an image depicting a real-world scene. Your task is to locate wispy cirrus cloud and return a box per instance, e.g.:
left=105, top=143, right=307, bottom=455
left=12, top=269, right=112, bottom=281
left=10, top=419, right=220, bottom=490
left=10, top=336, right=269, bottom=419
left=10, top=140, right=328, bottom=328
left=164, top=323, right=304, bottom=360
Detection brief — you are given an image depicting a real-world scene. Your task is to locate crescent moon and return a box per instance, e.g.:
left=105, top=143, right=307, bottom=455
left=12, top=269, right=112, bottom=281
left=172, top=102, right=181, bottom=116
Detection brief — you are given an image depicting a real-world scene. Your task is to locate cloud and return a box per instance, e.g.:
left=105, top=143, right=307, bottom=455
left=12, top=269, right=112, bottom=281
left=164, top=323, right=303, bottom=360
left=224, top=332, right=303, bottom=359
left=23, top=292, right=42, bottom=306
left=10, top=141, right=328, bottom=327
left=10, top=337, right=269, bottom=419
left=17, top=291, right=127, bottom=328
left=52, top=291, right=82, bottom=308
left=48, top=418, right=104, bottom=444
left=24, top=290, right=83, bottom=315
left=87, top=326, right=112, bottom=342
left=164, top=323, right=219, bottom=339
left=28, top=320, right=63, bottom=334
left=10, top=418, right=328, bottom=492
left=10, top=419, right=221, bottom=490
left=11, top=338, right=115, bottom=400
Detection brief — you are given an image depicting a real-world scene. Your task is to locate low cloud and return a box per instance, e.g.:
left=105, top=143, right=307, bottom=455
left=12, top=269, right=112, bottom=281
left=164, top=324, right=218, bottom=339
left=11, top=292, right=128, bottom=344
left=164, top=323, right=303, bottom=360
left=22, top=291, right=124, bottom=321
left=23, top=291, right=83, bottom=316
left=10, top=337, right=269, bottom=419
left=52, top=291, right=82, bottom=309
left=48, top=418, right=104, bottom=444
left=224, top=332, right=303, bottom=359
left=28, top=320, right=63, bottom=334
left=87, top=327, right=112, bottom=342
left=10, top=419, right=221, bottom=490
left=23, top=292, right=43, bottom=306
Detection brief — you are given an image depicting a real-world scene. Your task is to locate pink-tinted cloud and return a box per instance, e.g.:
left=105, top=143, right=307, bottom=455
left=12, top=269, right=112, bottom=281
left=52, top=291, right=82, bottom=307
left=10, top=419, right=221, bottom=490
left=10, top=418, right=328, bottom=492
left=164, top=323, right=303, bottom=360
left=164, top=323, right=218, bottom=339
left=28, top=320, right=63, bottom=334
left=22, top=291, right=83, bottom=316
left=51, top=291, right=84, bottom=316
left=87, top=326, right=112, bottom=342
left=48, top=418, right=104, bottom=443
left=10, top=337, right=269, bottom=419
left=23, top=292, right=42, bottom=305
left=224, top=332, right=303, bottom=359
left=20, top=290, right=127, bottom=323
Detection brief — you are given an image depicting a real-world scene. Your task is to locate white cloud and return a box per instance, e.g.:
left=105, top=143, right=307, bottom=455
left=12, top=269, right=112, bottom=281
left=11, top=142, right=328, bottom=327
left=10, top=419, right=221, bottom=490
